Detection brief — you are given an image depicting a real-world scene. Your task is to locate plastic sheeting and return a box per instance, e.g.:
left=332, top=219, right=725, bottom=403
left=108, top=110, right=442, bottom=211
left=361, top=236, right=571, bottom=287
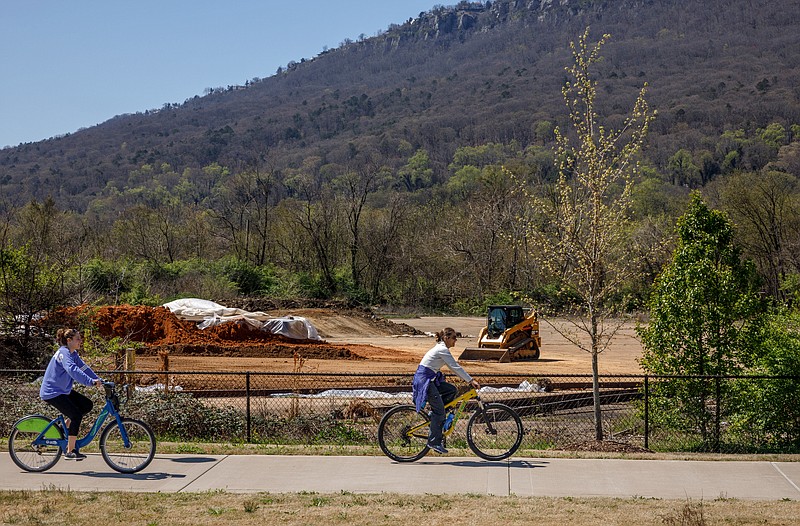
left=271, top=381, right=548, bottom=399
left=162, top=298, right=321, bottom=341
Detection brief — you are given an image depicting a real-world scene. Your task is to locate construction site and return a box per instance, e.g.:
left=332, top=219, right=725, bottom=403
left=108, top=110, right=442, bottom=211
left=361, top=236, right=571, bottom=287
left=45, top=301, right=644, bottom=379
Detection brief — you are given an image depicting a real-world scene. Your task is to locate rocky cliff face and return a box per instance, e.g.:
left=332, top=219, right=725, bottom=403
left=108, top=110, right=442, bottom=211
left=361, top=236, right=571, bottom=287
left=380, top=0, right=654, bottom=44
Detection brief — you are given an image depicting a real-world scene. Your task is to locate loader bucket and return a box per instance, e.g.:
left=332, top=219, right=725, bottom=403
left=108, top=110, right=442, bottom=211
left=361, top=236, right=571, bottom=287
left=458, top=347, right=511, bottom=363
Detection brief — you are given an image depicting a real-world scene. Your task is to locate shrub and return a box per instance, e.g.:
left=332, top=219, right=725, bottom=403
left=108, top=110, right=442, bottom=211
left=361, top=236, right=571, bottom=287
left=250, top=413, right=370, bottom=445
left=125, top=391, right=246, bottom=440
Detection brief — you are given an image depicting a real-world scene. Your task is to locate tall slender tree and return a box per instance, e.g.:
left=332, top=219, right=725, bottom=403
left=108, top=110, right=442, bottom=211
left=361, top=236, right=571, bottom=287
left=521, top=29, right=654, bottom=440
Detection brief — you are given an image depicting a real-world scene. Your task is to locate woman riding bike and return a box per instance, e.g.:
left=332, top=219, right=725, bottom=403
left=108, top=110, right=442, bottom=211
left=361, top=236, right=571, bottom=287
left=39, top=328, right=103, bottom=460
left=412, top=327, right=480, bottom=454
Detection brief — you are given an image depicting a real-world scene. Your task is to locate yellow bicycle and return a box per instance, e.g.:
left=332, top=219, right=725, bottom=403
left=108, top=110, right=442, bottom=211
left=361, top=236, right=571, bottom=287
left=377, top=388, right=523, bottom=462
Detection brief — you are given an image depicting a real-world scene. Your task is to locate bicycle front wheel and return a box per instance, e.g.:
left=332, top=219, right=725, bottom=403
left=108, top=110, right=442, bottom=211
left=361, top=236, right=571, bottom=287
left=99, top=418, right=156, bottom=474
left=377, top=405, right=430, bottom=462
left=466, top=402, right=523, bottom=461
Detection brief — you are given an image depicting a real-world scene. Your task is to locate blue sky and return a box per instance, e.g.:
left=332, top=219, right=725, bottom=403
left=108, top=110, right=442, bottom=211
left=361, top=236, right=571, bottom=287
left=1, top=1, right=439, bottom=148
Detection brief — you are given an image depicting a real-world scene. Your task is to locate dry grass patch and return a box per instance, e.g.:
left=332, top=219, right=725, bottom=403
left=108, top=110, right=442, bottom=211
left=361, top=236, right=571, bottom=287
left=1, top=490, right=798, bottom=526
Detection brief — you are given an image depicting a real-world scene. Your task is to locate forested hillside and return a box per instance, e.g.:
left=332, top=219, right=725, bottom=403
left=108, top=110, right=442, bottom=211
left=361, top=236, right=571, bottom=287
left=2, top=0, right=800, bottom=316
left=4, top=0, right=799, bottom=204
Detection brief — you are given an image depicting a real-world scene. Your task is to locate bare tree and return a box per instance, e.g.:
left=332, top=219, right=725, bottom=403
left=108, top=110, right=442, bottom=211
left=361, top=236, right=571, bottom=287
left=208, top=167, right=278, bottom=265
left=717, top=170, right=800, bottom=301
left=334, top=160, right=391, bottom=291
left=283, top=163, right=343, bottom=296
left=360, top=196, right=409, bottom=301
left=520, top=29, right=655, bottom=440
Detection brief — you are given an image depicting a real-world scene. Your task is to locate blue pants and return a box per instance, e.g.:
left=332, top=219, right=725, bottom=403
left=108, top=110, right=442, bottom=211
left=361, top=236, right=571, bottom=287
left=426, top=380, right=457, bottom=446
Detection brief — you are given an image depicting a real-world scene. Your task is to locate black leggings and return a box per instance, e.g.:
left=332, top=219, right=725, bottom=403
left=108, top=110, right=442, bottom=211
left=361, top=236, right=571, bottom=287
left=44, top=391, right=93, bottom=436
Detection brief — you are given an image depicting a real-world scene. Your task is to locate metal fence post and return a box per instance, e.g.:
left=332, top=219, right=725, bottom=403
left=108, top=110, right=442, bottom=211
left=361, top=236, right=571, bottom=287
left=246, top=372, right=251, bottom=443
left=644, top=375, right=649, bottom=450
left=715, top=375, right=721, bottom=453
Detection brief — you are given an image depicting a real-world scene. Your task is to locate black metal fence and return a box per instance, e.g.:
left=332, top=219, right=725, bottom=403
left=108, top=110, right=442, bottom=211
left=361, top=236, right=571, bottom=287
left=2, top=370, right=798, bottom=454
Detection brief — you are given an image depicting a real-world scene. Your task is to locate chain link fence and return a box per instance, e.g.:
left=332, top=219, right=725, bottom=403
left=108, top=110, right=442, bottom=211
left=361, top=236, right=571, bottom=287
left=2, top=370, right=798, bottom=454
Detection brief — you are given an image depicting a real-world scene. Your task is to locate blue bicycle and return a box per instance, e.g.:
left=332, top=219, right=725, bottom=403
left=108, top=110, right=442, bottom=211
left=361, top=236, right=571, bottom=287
left=9, top=381, right=155, bottom=474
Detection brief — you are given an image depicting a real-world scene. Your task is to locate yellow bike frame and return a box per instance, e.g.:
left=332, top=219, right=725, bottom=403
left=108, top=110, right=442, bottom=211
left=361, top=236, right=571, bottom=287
left=409, top=388, right=481, bottom=438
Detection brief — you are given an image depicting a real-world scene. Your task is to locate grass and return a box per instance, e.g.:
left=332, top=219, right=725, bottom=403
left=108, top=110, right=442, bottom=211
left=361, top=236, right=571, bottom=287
left=1, top=490, right=799, bottom=525
left=6, top=437, right=800, bottom=462
left=145, top=441, right=800, bottom=462
left=3, top=439, right=800, bottom=525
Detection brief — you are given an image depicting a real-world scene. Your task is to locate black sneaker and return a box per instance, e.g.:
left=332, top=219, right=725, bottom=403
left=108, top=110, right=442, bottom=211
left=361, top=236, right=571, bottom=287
left=64, top=450, right=87, bottom=461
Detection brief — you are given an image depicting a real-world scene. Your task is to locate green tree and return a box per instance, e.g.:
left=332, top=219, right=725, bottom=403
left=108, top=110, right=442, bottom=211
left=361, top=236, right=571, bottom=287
left=534, top=120, right=555, bottom=145
left=0, top=198, right=84, bottom=341
left=397, top=149, right=434, bottom=191
left=521, top=29, right=654, bottom=440
left=727, top=310, right=800, bottom=451
left=667, top=149, right=700, bottom=187
left=0, top=244, right=67, bottom=338
left=638, top=192, right=766, bottom=450
left=759, top=122, right=787, bottom=150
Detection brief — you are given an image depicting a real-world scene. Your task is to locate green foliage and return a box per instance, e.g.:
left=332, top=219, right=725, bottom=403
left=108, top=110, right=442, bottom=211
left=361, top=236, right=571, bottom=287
left=119, top=283, right=162, bottom=306
left=758, top=122, right=787, bottom=150
left=85, top=258, right=133, bottom=300
left=220, top=258, right=276, bottom=295
left=667, top=149, right=700, bottom=187
left=639, top=193, right=766, bottom=376
left=126, top=391, right=246, bottom=441
left=397, top=149, right=434, bottom=191
left=0, top=244, right=68, bottom=335
left=447, top=165, right=483, bottom=197
left=293, top=272, right=333, bottom=300
left=726, top=310, right=800, bottom=451
left=452, top=290, right=520, bottom=316
left=638, top=192, right=768, bottom=448
left=780, top=273, right=800, bottom=306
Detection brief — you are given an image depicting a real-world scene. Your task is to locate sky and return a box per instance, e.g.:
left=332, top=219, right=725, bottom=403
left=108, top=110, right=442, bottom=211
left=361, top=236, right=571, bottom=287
left=1, top=1, right=440, bottom=149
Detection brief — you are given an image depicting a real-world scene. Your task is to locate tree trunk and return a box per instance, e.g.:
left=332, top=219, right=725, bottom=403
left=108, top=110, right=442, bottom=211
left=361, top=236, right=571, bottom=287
left=592, top=315, right=604, bottom=441
left=592, top=349, right=603, bottom=440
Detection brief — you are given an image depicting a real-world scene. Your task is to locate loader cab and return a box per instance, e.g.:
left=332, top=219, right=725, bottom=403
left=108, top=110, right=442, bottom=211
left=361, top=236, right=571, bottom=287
left=486, top=305, right=525, bottom=338
left=458, top=304, right=541, bottom=362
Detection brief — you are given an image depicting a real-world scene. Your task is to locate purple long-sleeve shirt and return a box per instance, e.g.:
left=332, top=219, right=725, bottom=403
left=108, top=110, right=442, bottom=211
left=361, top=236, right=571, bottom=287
left=39, top=346, right=99, bottom=400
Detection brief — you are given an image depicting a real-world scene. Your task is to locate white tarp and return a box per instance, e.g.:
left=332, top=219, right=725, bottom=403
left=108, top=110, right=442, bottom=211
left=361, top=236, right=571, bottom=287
left=262, top=317, right=320, bottom=340
left=271, top=381, right=547, bottom=399
left=271, top=389, right=411, bottom=400
left=162, top=298, right=321, bottom=341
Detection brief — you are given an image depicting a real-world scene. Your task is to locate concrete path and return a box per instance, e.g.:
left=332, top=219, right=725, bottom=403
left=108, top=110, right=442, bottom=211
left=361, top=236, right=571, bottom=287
left=2, top=453, right=799, bottom=500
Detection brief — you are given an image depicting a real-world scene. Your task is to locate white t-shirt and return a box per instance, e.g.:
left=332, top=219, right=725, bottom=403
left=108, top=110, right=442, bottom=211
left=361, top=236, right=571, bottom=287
left=418, top=341, right=473, bottom=383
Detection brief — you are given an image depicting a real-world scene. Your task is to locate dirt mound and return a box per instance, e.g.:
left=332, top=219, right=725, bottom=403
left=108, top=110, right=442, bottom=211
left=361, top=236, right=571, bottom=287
left=277, top=308, right=421, bottom=338
left=50, top=304, right=366, bottom=360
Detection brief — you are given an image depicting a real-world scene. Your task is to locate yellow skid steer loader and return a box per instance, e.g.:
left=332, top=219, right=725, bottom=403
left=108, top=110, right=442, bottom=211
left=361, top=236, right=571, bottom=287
left=458, top=305, right=541, bottom=363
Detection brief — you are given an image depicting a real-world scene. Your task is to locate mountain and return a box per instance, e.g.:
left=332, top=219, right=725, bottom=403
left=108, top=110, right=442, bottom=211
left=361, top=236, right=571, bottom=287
left=2, top=0, right=799, bottom=211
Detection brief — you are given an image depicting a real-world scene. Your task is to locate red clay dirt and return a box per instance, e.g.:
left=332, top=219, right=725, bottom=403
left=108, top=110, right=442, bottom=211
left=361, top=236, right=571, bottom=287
left=53, top=305, right=370, bottom=361
left=48, top=305, right=644, bottom=376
